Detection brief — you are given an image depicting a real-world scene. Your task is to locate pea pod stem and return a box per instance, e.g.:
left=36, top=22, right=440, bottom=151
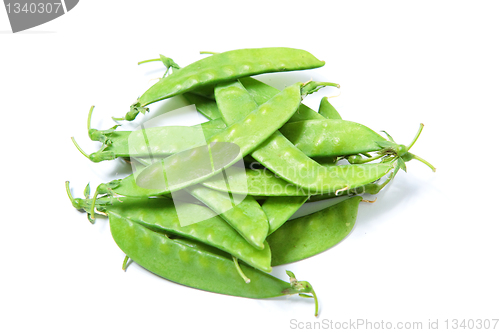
left=233, top=257, right=251, bottom=283
left=89, top=188, right=100, bottom=223
left=408, top=123, right=424, bottom=150
left=65, top=181, right=78, bottom=208
left=71, top=137, right=90, bottom=160
left=122, top=255, right=130, bottom=271
left=138, top=58, right=161, bottom=65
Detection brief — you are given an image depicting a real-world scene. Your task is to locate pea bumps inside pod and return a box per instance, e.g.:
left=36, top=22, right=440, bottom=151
left=66, top=182, right=319, bottom=316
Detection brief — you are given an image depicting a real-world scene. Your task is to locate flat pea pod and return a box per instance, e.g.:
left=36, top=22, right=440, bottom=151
left=280, top=119, right=388, bottom=158
left=85, top=119, right=227, bottom=163
left=201, top=162, right=393, bottom=196
left=239, top=77, right=326, bottom=123
left=124, top=47, right=325, bottom=121
left=203, top=168, right=308, bottom=196
left=109, top=82, right=305, bottom=197
left=66, top=187, right=272, bottom=272
left=262, top=196, right=309, bottom=235
left=184, top=185, right=269, bottom=250
left=183, top=92, right=222, bottom=120
left=214, top=80, right=393, bottom=194
left=318, top=96, right=342, bottom=120
left=268, top=196, right=362, bottom=266
left=109, top=215, right=318, bottom=313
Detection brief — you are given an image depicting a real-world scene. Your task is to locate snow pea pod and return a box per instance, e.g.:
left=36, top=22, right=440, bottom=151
left=109, top=214, right=318, bottom=314
left=84, top=119, right=227, bottom=163
left=280, top=119, right=388, bottom=158
left=66, top=186, right=272, bottom=272
left=183, top=92, right=222, bottom=120
left=267, top=196, right=362, bottom=266
left=122, top=47, right=325, bottom=121
left=318, top=96, right=342, bottom=120
left=184, top=185, right=269, bottom=250
left=107, top=82, right=312, bottom=197
left=262, top=196, right=310, bottom=235
left=214, top=80, right=392, bottom=194
left=239, top=77, right=325, bottom=123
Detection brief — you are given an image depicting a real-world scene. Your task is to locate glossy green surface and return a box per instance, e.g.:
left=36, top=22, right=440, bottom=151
left=185, top=185, right=269, bottom=250
left=127, top=48, right=325, bottom=119
left=102, top=196, right=272, bottom=272
left=262, top=196, right=309, bottom=235
left=89, top=119, right=227, bottom=162
left=109, top=215, right=302, bottom=298
left=280, top=119, right=388, bottom=158
left=268, top=196, right=362, bottom=266
left=183, top=92, right=222, bottom=120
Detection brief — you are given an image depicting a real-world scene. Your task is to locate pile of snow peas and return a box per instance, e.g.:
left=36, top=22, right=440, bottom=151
left=67, top=47, right=435, bottom=316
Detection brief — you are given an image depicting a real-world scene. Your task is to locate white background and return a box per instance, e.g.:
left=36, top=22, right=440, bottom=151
left=1, top=1, right=499, bottom=332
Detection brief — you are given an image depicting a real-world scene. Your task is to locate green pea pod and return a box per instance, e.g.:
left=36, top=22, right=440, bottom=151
left=66, top=184, right=271, bottom=273
left=262, top=196, right=310, bottom=235
left=214, top=80, right=392, bottom=194
left=268, top=196, right=362, bottom=266
left=183, top=93, right=222, bottom=120
left=280, top=119, right=388, bottom=158
left=184, top=185, right=269, bottom=250
left=318, top=96, right=342, bottom=120
left=201, top=163, right=393, bottom=196
left=107, top=82, right=310, bottom=197
left=109, top=214, right=318, bottom=314
left=122, top=47, right=325, bottom=121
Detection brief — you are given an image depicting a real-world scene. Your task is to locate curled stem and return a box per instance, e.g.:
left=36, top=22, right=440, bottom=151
left=408, top=123, right=424, bottom=150
left=138, top=58, right=161, bottom=65
left=71, top=137, right=90, bottom=160
left=65, top=181, right=76, bottom=205
left=233, top=257, right=250, bottom=283
left=87, top=105, right=95, bottom=133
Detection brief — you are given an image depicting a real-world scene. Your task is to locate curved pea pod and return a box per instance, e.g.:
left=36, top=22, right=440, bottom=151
left=279, top=119, right=388, bottom=158
left=318, top=96, right=342, bottom=120
left=109, top=82, right=304, bottom=197
left=109, top=215, right=318, bottom=314
left=262, top=196, right=309, bottom=235
left=239, top=77, right=326, bottom=123
left=215, top=80, right=394, bottom=194
left=184, top=185, right=269, bottom=250
left=202, top=162, right=394, bottom=196
left=267, top=196, right=362, bottom=266
left=123, top=47, right=325, bottom=121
